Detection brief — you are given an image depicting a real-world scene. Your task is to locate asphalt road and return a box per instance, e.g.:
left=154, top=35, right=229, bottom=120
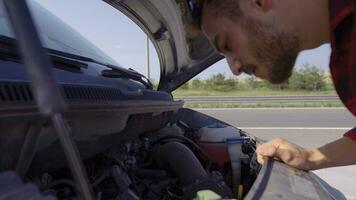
left=197, top=108, right=356, bottom=200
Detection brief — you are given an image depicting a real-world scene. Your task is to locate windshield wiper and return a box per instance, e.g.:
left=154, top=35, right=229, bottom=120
left=102, top=65, right=153, bottom=89
left=50, top=55, right=88, bottom=73
left=0, top=36, right=20, bottom=61
left=0, top=35, right=153, bottom=88
left=0, top=35, right=88, bottom=72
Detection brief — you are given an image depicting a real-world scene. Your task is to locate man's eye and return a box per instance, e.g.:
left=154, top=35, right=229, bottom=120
left=224, top=41, right=231, bottom=52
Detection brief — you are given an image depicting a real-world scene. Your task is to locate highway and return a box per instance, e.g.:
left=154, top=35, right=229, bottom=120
left=197, top=108, right=356, bottom=199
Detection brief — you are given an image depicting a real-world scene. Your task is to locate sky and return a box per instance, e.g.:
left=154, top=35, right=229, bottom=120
left=35, top=0, right=331, bottom=81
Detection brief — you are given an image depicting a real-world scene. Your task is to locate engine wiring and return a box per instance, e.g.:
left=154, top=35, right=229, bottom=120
left=29, top=125, right=258, bottom=200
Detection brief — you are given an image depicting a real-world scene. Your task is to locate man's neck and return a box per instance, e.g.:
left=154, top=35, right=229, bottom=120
left=300, top=0, right=330, bottom=50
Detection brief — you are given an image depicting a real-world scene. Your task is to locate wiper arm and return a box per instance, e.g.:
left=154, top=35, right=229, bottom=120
left=0, top=36, right=20, bottom=60
left=50, top=54, right=88, bottom=73
left=0, top=36, right=152, bottom=88
left=0, top=35, right=88, bottom=72
left=102, top=65, right=153, bottom=89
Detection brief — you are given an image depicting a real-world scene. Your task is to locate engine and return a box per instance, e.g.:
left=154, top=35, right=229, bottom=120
left=0, top=122, right=258, bottom=200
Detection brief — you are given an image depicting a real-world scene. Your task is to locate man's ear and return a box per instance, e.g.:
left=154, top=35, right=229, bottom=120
left=253, top=0, right=273, bottom=13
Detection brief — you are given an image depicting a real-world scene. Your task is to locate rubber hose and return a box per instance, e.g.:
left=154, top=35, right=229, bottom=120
left=154, top=142, right=207, bottom=186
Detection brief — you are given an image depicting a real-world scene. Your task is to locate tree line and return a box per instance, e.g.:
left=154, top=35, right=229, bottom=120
left=179, top=64, right=334, bottom=92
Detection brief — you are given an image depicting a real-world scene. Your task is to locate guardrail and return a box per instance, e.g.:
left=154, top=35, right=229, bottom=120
left=175, top=95, right=340, bottom=103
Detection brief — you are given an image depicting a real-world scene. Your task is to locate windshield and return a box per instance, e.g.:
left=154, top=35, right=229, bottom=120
left=0, top=0, right=118, bottom=66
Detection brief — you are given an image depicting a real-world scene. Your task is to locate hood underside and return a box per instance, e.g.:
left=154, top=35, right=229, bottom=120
left=104, top=0, right=223, bottom=92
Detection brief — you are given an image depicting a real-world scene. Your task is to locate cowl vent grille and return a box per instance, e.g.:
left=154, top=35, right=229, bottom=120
left=0, top=82, right=129, bottom=104
left=0, top=83, right=34, bottom=103
left=62, top=85, right=123, bottom=101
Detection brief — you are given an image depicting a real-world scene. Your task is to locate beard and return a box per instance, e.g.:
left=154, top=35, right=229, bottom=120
left=239, top=15, right=300, bottom=84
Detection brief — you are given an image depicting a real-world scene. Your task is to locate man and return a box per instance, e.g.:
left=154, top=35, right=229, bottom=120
left=200, top=0, right=355, bottom=170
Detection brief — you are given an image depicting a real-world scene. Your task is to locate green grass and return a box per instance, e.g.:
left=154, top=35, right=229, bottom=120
left=173, top=89, right=336, bottom=97
left=172, top=89, right=340, bottom=108
left=183, top=101, right=343, bottom=109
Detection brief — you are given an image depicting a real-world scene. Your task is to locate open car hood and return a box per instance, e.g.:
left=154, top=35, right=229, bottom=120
left=104, top=0, right=223, bottom=92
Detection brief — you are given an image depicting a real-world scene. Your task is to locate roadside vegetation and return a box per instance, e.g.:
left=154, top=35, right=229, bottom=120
left=183, top=101, right=342, bottom=109
left=169, top=64, right=341, bottom=108
left=173, top=64, right=335, bottom=96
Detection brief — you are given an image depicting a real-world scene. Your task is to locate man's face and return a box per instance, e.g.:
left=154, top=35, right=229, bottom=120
left=201, top=2, right=300, bottom=84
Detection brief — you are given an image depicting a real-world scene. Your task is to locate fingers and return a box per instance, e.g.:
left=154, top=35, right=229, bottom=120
left=257, top=138, right=283, bottom=156
left=256, top=138, right=310, bottom=170
left=257, top=152, right=265, bottom=164
left=256, top=138, right=284, bottom=164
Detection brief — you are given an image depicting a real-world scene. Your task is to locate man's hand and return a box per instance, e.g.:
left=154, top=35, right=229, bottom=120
left=256, top=137, right=356, bottom=171
left=256, top=138, right=315, bottom=170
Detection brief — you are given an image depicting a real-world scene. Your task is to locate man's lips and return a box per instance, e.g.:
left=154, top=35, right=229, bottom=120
left=239, top=65, right=256, bottom=75
left=228, top=58, right=256, bottom=76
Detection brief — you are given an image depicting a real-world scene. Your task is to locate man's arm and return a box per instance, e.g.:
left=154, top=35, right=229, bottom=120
left=256, top=137, right=356, bottom=170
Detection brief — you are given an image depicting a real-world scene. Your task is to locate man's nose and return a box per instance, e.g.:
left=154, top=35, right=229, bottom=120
left=226, top=56, right=242, bottom=76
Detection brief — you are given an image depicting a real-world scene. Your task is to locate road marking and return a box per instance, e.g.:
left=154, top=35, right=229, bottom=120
left=239, top=127, right=351, bottom=130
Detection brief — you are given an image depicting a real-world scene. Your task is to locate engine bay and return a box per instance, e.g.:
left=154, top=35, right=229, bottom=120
left=18, top=120, right=259, bottom=200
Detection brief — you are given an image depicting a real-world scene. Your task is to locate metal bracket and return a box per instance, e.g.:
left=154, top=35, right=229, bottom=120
left=16, top=123, right=42, bottom=178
